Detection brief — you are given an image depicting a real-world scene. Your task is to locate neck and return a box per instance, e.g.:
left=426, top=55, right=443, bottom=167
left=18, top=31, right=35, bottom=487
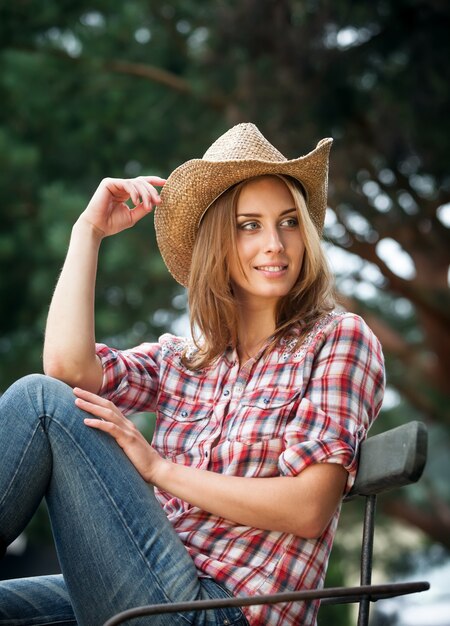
left=236, top=305, right=277, bottom=363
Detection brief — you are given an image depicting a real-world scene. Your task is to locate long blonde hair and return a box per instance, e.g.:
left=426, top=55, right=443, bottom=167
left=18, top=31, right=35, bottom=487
left=183, top=175, right=335, bottom=370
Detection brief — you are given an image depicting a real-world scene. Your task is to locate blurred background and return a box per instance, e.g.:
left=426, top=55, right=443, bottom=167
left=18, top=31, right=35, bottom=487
left=0, top=1, right=449, bottom=624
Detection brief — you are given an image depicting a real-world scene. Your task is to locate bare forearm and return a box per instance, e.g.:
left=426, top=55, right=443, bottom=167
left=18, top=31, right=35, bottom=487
left=43, top=218, right=103, bottom=391
left=152, top=460, right=347, bottom=539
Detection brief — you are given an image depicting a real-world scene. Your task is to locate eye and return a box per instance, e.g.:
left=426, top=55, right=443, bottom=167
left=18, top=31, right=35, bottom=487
left=238, top=221, right=260, bottom=231
left=281, top=216, right=299, bottom=228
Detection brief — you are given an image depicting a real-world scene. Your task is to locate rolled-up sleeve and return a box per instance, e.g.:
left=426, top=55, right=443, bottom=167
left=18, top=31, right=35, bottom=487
left=95, top=342, right=161, bottom=415
left=279, top=314, right=385, bottom=493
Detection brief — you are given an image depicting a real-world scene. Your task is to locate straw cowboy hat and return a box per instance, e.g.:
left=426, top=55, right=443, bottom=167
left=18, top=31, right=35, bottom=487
left=155, top=123, right=333, bottom=287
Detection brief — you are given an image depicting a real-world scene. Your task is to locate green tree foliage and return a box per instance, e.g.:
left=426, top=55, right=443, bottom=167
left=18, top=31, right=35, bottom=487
left=0, top=0, right=217, bottom=385
left=0, top=0, right=449, bottom=566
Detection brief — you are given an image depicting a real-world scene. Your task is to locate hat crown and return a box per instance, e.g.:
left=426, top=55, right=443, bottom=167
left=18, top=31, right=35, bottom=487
left=202, top=123, right=287, bottom=163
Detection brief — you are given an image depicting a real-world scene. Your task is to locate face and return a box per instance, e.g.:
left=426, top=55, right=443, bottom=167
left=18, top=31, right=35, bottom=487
left=229, top=176, right=305, bottom=312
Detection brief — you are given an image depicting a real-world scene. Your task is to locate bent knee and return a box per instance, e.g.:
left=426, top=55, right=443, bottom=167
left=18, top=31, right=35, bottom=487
left=3, top=374, right=74, bottom=410
left=13, top=373, right=72, bottom=393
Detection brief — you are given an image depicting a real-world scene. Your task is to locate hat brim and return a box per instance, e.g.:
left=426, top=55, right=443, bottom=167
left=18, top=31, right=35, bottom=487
left=155, top=137, right=333, bottom=287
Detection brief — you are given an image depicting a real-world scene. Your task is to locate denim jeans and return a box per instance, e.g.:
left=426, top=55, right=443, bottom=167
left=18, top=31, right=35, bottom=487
left=0, top=375, right=248, bottom=626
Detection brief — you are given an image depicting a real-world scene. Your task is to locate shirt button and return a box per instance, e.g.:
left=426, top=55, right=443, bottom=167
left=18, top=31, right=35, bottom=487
left=263, top=398, right=270, bottom=404
left=180, top=410, right=188, bottom=417
left=223, top=389, right=230, bottom=396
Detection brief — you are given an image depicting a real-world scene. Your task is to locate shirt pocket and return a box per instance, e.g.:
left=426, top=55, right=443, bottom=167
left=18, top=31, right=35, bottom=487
left=228, top=387, right=301, bottom=445
left=153, top=394, right=214, bottom=458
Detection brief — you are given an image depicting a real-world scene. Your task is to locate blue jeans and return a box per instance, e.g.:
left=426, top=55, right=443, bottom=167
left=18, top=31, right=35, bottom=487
left=0, top=375, right=248, bottom=626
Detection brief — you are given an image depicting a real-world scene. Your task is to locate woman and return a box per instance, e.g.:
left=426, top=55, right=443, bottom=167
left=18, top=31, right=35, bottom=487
left=0, top=123, right=385, bottom=626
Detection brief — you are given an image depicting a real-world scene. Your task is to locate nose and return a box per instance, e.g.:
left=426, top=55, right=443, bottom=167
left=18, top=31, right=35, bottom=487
left=264, top=226, right=284, bottom=253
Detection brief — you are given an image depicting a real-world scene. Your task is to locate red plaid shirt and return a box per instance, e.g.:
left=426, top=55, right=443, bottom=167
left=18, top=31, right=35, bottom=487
left=97, top=311, right=385, bottom=626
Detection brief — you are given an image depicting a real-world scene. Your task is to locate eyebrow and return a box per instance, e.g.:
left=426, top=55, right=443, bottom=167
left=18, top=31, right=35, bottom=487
left=236, top=208, right=297, bottom=218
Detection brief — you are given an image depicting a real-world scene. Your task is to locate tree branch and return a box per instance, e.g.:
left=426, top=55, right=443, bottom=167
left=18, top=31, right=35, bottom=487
left=338, top=294, right=450, bottom=422
left=8, top=45, right=227, bottom=110
left=383, top=498, right=450, bottom=550
left=334, top=230, right=450, bottom=326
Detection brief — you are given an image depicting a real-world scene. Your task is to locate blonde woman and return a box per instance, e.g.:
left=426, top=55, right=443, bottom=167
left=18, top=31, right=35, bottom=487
left=0, top=124, right=385, bottom=626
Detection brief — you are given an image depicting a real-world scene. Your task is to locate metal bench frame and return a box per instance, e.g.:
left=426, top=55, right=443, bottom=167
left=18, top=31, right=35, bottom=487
left=104, top=421, right=429, bottom=626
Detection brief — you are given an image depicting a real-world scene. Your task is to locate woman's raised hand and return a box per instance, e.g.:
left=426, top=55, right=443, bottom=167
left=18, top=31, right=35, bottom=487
left=78, top=176, right=166, bottom=238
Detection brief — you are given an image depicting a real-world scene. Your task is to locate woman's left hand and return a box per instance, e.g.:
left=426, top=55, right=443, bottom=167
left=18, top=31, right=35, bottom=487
left=74, top=387, right=164, bottom=483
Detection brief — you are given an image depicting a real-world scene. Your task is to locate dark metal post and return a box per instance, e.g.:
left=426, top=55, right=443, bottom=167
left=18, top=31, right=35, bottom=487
left=357, top=494, right=377, bottom=626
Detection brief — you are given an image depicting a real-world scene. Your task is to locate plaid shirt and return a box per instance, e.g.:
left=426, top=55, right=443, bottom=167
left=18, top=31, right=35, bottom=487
left=97, top=311, right=385, bottom=626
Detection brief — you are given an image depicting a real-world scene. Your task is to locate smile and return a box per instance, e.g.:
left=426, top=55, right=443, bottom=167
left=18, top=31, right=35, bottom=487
left=255, top=265, right=288, bottom=272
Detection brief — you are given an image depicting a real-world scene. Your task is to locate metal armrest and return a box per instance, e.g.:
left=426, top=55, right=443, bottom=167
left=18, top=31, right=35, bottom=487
left=103, top=582, right=430, bottom=625
left=347, top=420, right=427, bottom=498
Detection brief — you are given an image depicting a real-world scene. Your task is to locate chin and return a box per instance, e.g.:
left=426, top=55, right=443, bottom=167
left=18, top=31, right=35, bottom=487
left=254, top=287, right=291, bottom=301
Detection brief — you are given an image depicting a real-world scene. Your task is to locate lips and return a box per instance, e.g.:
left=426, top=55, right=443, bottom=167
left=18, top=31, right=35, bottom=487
left=255, top=265, right=288, bottom=272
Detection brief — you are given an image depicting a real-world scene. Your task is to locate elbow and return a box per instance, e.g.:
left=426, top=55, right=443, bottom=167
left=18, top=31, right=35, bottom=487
left=43, top=355, right=63, bottom=379
left=43, top=356, right=88, bottom=388
left=43, top=355, right=102, bottom=393
left=299, top=519, right=330, bottom=540
left=43, top=357, right=76, bottom=386
left=43, top=347, right=66, bottom=380
left=292, top=509, right=335, bottom=540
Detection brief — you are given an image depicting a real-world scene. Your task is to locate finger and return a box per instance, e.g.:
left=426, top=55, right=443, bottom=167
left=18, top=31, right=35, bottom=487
left=103, top=179, right=138, bottom=204
left=84, top=417, right=110, bottom=430
left=73, top=389, right=123, bottom=423
left=132, top=180, right=156, bottom=211
left=135, top=177, right=165, bottom=208
left=128, top=202, right=153, bottom=225
left=123, top=181, right=142, bottom=208
left=126, top=180, right=158, bottom=211
left=73, top=387, right=111, bottom=407
left=84, top=417, right=121, bottom=438
left=75, top=397, right=121, bottom=422
left=103, top=177, right=164, bottom=208
left=142, top=176, right=166, bottom=187
left=113, top=179, right=146, bottom=208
